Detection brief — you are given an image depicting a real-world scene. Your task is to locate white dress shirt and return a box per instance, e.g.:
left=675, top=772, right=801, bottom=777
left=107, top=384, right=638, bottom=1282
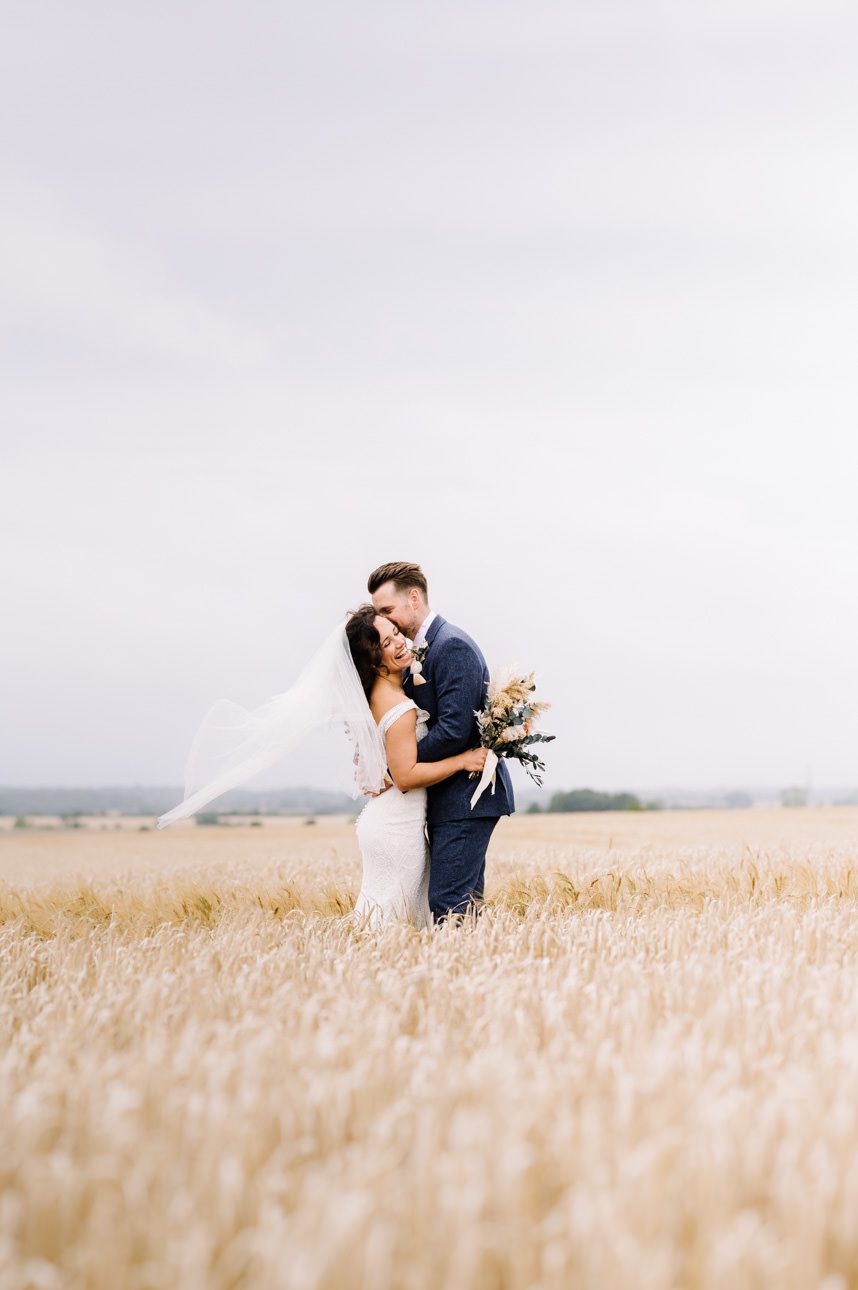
left=412, top=611, right=436, bottom=650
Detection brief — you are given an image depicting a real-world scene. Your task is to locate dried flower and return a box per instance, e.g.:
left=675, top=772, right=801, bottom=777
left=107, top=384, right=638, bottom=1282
left=472, top=668, right=555, bottom=787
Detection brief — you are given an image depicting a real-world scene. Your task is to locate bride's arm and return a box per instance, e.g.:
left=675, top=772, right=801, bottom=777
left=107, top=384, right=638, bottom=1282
left=385, top=711, right=486, bottom=791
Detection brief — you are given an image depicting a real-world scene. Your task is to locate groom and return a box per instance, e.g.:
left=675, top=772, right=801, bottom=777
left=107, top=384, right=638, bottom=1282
left=368, top=561, right=515, bottom=922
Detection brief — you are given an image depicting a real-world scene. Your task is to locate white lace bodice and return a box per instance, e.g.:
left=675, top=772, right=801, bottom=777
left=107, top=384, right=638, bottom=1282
left=377, top=698, right=430, bottom=741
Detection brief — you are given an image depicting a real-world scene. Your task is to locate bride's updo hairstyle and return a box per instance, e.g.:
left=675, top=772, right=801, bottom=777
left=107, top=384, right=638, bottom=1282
left=346, top=605, right=385, bottom=700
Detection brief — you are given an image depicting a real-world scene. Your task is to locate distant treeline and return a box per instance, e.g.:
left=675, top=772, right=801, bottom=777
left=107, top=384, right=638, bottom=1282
left=529, top=789, right=661, bottom=813
left=0, top=786, right=357, bottom=817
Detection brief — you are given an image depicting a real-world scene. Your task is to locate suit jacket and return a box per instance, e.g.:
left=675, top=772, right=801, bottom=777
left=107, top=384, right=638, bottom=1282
left=403, top=615, right=515, bottom=825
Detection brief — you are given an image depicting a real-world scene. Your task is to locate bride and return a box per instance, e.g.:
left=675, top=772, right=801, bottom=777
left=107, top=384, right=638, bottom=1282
left=345, top=605, right=487, bottom=929
left=156, top=607, right=486, bottom=930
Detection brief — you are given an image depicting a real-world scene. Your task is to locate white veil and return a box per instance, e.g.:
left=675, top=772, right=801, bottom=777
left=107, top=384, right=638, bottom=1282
left=156, top=620, right=388, bottom=828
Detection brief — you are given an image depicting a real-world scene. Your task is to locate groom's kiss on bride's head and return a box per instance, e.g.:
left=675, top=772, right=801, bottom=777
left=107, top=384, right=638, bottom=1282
left=367, top=562, right=431, bottom=641
left=365, top=558, right=515, bottom=924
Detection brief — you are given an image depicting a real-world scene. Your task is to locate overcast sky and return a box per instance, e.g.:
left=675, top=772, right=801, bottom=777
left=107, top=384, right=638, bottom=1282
left=2, top=0, right=857, bottom=794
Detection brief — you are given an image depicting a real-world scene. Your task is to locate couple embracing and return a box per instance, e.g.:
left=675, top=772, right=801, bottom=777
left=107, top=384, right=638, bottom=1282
left=348, top=562, right=515, bottom=928
left=157, top=561, right=514, bottom=928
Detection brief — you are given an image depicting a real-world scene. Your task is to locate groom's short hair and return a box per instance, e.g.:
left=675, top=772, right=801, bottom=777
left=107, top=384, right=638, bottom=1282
left=367, top=561, right=428, bottom=599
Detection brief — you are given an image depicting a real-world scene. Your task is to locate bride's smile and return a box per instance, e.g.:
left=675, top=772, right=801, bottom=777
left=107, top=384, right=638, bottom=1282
left=376, top=618, right=411, bottom=677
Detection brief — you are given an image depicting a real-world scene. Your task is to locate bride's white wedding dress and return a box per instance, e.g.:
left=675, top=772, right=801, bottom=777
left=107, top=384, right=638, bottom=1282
left=353, top=698, right=432, bottom=930
left=155, top=621, right=433, bottom=933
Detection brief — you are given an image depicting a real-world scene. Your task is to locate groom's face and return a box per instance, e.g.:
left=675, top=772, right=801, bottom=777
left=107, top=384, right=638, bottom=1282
left=371, top=581, right=423, bottom=639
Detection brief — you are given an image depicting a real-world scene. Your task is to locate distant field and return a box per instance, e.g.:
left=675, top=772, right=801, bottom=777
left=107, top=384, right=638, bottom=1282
left=3, top=810, right=858, bottom=1289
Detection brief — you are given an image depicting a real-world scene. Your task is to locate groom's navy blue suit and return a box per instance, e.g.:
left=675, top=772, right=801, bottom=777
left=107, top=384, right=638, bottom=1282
left=403, top=615, right=514, bottom=921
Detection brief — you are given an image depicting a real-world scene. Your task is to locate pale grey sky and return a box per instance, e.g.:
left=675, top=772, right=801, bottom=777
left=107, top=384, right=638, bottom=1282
left=2, top=1, right=857, bottom=792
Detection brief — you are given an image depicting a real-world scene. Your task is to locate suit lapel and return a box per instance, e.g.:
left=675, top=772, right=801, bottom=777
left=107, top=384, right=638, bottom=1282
left=425, top=615, right=445, bottom=653
left=408, top=616, right=444, bottom=686
left=412, top=616, right=443, bottom=721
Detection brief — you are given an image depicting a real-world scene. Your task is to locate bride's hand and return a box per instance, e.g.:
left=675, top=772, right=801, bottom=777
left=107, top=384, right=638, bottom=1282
left=366, top=776, right=394, bottom=798
left=461, top=747, right=488, bottom=774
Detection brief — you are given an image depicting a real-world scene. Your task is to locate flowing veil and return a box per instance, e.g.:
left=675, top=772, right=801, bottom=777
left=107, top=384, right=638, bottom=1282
left=156, top=620, right=388, bottom=828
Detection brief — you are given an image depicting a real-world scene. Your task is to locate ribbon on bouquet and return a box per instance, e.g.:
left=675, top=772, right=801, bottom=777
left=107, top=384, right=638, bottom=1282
left=469, top=748, right=499, bottom=809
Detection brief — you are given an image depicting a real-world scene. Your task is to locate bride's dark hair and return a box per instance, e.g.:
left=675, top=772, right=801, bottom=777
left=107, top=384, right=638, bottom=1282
left=346, top=605, right=385, bottom=700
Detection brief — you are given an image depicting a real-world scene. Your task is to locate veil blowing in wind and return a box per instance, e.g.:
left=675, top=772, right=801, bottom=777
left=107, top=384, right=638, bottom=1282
left=156, top=620, right=388, bottom=828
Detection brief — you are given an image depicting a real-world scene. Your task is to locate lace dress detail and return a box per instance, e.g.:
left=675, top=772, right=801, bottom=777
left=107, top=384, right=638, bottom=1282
left=354, top=699, right=432, bottom=930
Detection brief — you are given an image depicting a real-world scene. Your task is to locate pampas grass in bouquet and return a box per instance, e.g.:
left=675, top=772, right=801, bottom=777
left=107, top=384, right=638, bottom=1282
left=469, top=666, right=554, bottom=808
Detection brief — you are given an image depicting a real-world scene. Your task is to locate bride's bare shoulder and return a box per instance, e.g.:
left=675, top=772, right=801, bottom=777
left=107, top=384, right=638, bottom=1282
left=370, top=681, right=409, bottom=723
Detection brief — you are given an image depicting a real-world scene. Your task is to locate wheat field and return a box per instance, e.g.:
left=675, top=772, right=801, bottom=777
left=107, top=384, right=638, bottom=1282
left=3, top=809, right=858, bottom=1290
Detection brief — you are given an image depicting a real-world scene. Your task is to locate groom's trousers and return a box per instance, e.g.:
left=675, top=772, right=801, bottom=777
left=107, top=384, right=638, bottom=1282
left=426, top=817, right=499, bottom=923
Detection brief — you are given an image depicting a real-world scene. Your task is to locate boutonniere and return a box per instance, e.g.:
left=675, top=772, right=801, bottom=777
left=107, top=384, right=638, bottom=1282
left=409, top=642, right=429, bottom=686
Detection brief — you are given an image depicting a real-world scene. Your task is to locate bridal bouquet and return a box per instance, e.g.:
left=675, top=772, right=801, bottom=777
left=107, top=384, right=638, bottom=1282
left=469, top=667, right=554, bottom=808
